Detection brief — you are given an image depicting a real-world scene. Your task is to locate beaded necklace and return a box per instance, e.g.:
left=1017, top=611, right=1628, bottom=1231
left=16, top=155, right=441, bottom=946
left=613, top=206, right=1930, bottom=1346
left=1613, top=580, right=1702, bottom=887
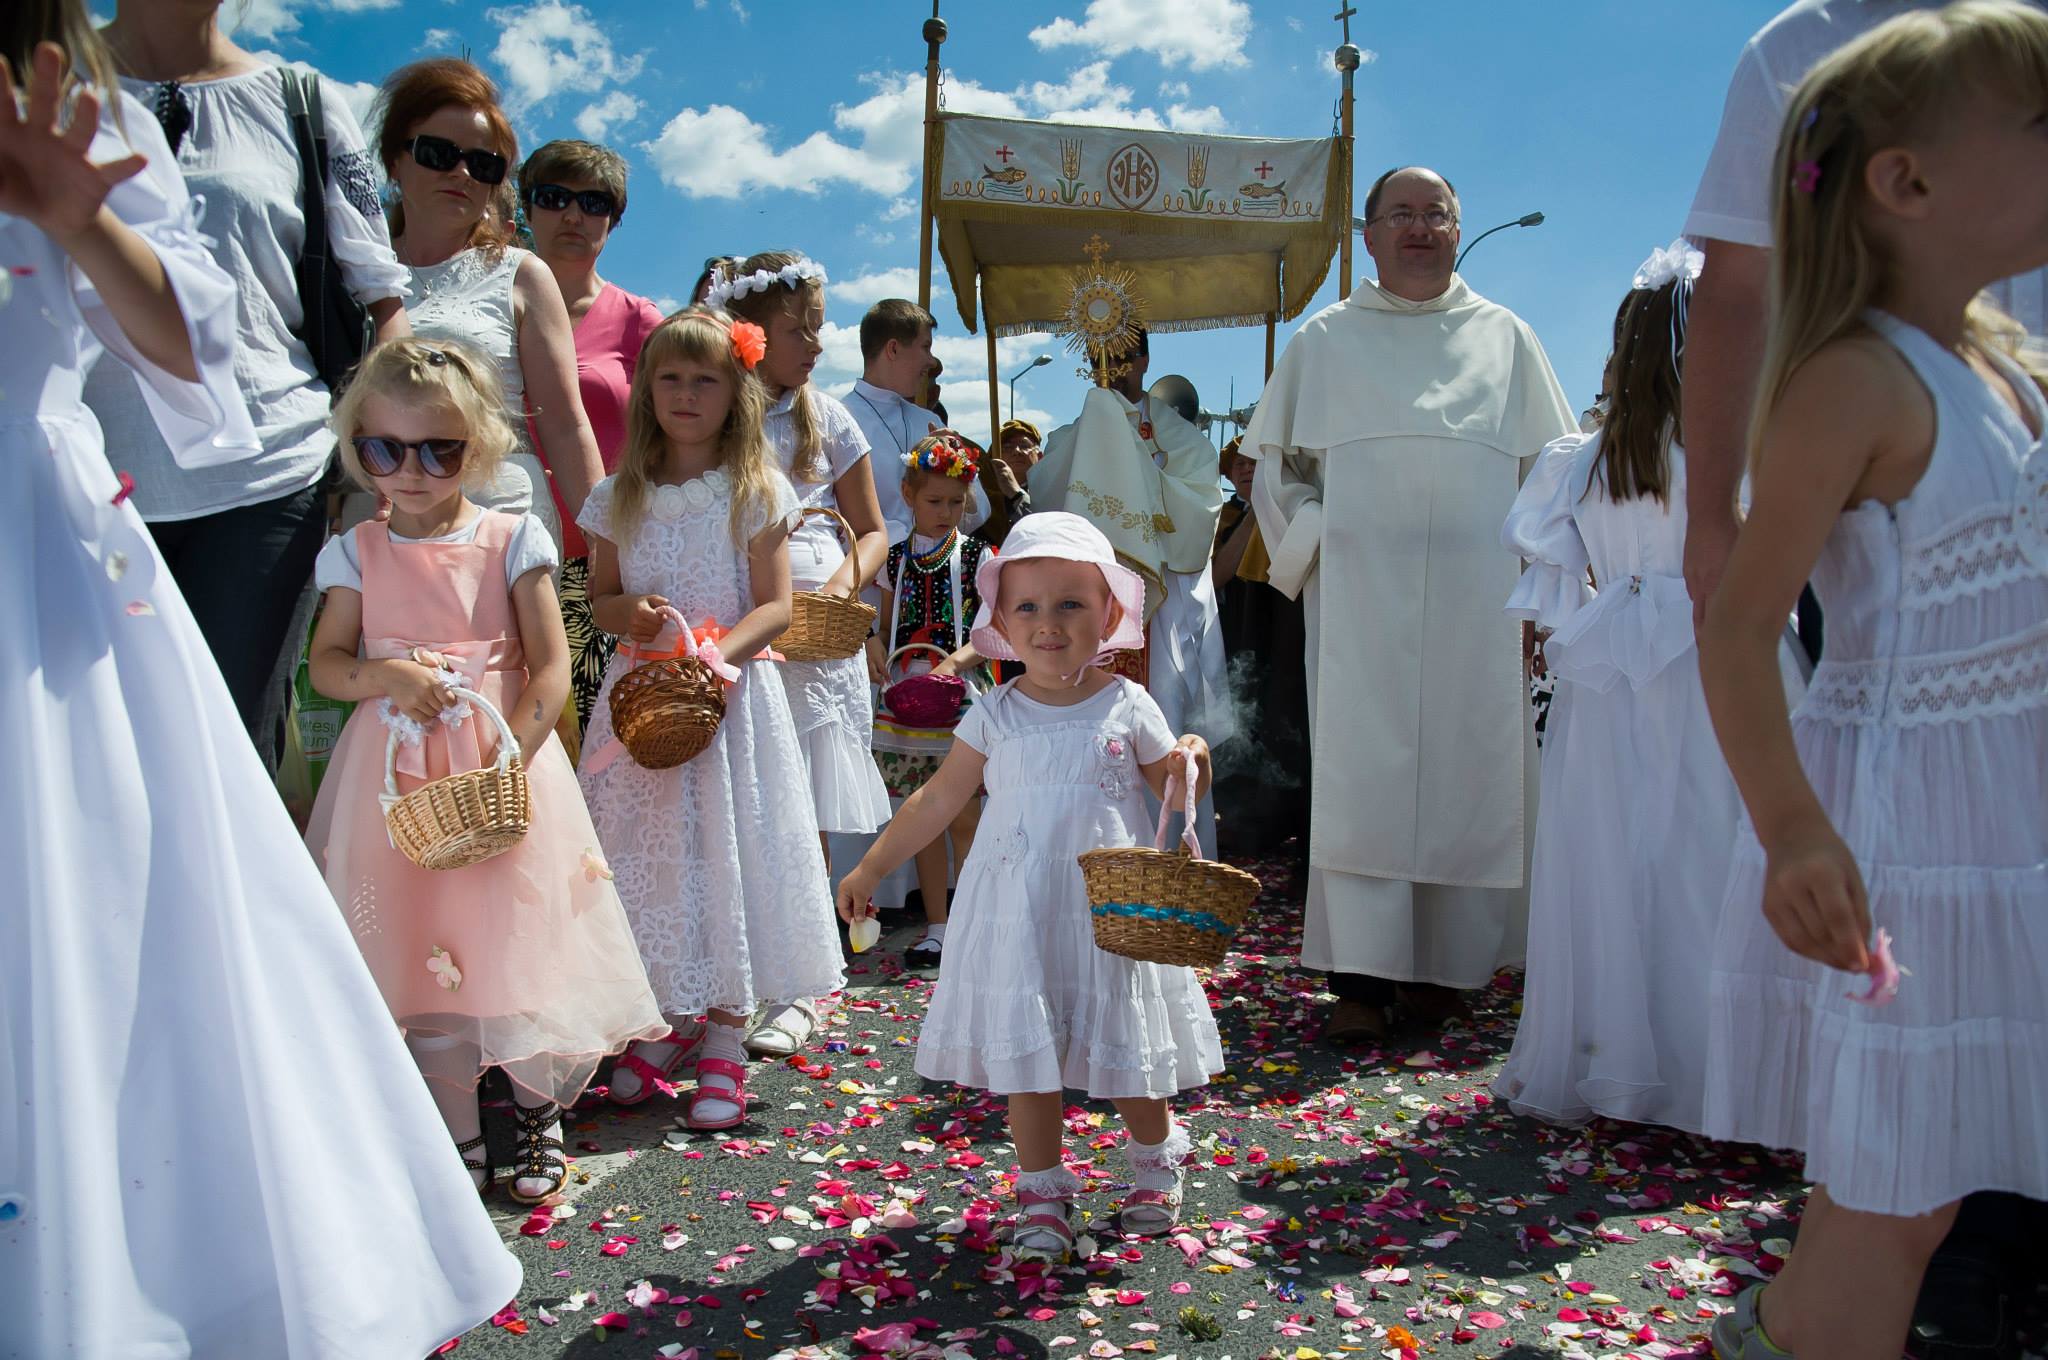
left=906, top=528, right=960, bottom=573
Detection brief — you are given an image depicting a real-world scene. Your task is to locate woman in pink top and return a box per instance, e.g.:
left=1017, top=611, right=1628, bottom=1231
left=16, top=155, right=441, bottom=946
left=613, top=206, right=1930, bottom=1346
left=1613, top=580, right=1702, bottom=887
left=520, top=138, right=666, bottom=731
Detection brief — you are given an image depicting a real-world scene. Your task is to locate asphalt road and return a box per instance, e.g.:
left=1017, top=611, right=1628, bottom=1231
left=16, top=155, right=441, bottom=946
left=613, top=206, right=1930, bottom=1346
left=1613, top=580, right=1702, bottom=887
left=446, top=860, right=2044, bottom=1360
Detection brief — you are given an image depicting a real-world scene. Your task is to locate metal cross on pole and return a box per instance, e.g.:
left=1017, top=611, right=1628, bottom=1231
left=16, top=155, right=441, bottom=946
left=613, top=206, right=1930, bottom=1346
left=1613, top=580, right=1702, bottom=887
left=1334, top=3, right=1357, bottom=43
left=1333, top=3, right=1361, bottom=296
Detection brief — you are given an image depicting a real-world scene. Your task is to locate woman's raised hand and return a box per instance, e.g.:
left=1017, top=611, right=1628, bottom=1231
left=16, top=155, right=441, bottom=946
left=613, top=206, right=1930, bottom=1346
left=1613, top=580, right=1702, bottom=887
left=0, top=45, right=148, bottom=240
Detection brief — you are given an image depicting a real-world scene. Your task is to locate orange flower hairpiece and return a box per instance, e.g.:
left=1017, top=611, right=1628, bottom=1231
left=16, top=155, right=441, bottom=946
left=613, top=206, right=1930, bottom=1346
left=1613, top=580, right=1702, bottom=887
left=729, top=319, right=767, bottom=370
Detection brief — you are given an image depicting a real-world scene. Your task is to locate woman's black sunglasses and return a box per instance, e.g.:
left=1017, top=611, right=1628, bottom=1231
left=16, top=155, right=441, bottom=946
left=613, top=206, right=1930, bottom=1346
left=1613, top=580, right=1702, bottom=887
left=529, top=183, right=619, bottom=219
left=407, top=134, right=508, bottom=186
left=352, top=436, right=469, bottom=479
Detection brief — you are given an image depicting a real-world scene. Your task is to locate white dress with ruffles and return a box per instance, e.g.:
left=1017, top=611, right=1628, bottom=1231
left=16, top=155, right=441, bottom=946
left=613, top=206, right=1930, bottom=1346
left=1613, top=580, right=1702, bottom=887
left=915, top=679, right=1225, bottom=1098
left=1703, top=313, right=2048, bottom=1215
left=765, top=388, right=893, bottom=835
left=1491, top=431, right=1740, bottom=1134
left=576, top=471, right=847, bottom=1017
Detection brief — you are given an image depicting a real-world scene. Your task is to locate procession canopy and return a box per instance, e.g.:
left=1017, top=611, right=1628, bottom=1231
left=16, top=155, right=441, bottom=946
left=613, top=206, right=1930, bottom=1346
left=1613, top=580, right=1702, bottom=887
left=933, top=112, right=1344, bottom=338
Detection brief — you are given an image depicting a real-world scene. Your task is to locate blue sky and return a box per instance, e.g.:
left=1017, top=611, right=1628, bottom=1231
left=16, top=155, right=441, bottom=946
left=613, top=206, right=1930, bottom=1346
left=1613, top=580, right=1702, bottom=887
left=231, top=0, right=1786, bottom=446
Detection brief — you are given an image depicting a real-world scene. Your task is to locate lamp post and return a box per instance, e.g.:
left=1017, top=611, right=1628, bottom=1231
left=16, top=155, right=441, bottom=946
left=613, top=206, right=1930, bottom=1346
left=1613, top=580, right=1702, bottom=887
left=1454, top=211, right=1545, bottom=273
left=1007, top=354, right=1051, bottom=424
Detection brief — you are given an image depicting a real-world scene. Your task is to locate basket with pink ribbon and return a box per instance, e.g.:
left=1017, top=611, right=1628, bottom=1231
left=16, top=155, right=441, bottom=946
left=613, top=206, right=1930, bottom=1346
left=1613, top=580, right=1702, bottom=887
left=605, top=605, right=739, bottom=770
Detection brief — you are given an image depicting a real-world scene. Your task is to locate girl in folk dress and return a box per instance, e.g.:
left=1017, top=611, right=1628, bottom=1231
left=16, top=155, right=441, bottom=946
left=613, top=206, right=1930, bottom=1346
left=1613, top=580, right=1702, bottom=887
left=1493, top=245, right=1742, bottom=1135
left=305, top=339, right=664, bottom=1205
left=578, top=309, right=845, bottom=1129
left=1697, top=8, right=2048, bottom=1357
left=867, top=430, right=997, bottom=967
left=838, top=513, right=1225, bottom=1259
left=718, top=251, right=892, bottom=1055
left=1, top=29, right=516, bottom=1354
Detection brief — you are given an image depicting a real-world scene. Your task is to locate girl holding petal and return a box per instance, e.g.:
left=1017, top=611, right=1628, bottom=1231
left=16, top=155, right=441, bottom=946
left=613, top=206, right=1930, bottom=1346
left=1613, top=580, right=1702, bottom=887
left=578, top=308, right=845, bottom=1129
left=304, top=337, right=663, bottom=1206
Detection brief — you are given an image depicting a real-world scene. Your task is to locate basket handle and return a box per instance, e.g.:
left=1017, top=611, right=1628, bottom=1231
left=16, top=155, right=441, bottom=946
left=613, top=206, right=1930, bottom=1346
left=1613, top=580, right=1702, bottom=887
left=1151, top=746, right=1202, bottom=856
left=622, top=604, right=703, bottom=667
left=382, top=685, right=522, bottom=800
left=883, top=641, right=956, bottom=684
left=799, top=505, right=866, bottom=601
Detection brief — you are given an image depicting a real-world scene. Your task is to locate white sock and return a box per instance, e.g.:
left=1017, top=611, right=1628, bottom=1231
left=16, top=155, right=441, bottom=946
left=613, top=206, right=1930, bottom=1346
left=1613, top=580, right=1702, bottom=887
left=612, top=1020, right=695, bottom=1100
left=1124, top=1119, right=1192, bottom=1191
left=925, top=922, right=947, bottom=943
left=691, top=1019, right=750, bottom=1124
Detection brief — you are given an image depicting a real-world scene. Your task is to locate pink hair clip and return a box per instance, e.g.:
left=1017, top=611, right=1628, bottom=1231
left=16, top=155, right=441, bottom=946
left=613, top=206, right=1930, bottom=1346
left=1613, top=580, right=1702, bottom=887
left=1791, top=160, right=1822, bottom=194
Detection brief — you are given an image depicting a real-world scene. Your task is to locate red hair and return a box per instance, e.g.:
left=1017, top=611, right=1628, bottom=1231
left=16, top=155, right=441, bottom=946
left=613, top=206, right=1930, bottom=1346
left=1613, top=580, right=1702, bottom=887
left=374, top=58, right=520, bottom=254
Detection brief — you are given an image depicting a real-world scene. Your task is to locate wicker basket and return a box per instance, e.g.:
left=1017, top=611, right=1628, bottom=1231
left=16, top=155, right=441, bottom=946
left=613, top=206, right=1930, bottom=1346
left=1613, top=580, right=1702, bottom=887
left=382, top=686, right=532, bottom=871
left=608, top=605, right=727, bottom=770
left=880, top=642, right=970, bottom=728
left=776, top=506, right=878, bottom=662
left=1079, top=750, right=1259, bottom=968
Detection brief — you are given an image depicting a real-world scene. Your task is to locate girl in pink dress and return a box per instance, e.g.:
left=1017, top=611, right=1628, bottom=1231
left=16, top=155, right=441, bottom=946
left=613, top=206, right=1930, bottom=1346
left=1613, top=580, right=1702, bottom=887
left=305, top=338, right=664, bottom=1205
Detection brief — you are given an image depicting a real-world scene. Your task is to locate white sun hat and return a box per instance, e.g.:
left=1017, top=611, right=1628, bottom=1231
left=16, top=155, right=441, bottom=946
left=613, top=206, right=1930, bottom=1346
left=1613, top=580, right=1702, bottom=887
left=969, top=511, right=1148, bottom=662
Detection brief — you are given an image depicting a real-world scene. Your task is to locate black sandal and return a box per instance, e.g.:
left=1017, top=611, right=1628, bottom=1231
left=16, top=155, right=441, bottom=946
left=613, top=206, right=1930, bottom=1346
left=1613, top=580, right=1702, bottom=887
left=505, top=1103, right=566, bottom=1205
left=455, top=1133, right=495, bottom=1196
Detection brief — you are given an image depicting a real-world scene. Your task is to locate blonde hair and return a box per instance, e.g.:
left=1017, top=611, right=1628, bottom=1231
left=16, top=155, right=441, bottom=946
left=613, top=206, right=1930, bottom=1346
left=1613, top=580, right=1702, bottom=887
left=1751, top=0, right=2048, bottom=471
left=612, top=307, right=779, bottom=546
left=723, top=250, right=827, bottom=482
left=330, top=338, right=516, bottom=492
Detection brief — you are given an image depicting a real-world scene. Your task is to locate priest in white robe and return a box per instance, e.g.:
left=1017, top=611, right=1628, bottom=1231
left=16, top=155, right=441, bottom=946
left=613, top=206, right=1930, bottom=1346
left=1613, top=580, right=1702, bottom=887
left=1033, top=332, right=1235, bottom=854
left=1244, top=166, right=1576, bottom=1041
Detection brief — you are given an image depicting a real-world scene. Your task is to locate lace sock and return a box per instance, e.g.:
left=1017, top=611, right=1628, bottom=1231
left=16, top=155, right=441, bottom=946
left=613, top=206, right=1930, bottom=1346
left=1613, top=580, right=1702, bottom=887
left=1124, top=1120, right=1193, bottom=1191
left=691, top=1019, right=750, bottom=1125
left=408, top=1033, right=485, bottom=1188
left=1011, top=1164, right=1081, bottom=1252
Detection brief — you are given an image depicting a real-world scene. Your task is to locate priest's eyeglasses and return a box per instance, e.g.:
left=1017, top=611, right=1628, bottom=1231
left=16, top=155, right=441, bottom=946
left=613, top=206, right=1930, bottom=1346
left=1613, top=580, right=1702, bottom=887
left=1366, top=208, right=1457, bottom=232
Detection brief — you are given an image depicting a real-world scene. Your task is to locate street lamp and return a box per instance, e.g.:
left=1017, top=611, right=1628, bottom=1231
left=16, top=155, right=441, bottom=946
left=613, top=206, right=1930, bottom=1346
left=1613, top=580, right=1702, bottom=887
left=1007, top=354, right=1051, bottom=423
left=1454, top=211, right=1545, bottom=273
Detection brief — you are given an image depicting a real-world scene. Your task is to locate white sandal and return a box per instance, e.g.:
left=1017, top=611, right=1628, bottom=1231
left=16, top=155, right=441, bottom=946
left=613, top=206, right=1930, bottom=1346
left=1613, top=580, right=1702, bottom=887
left=743, top=999, right=818, bottom=1059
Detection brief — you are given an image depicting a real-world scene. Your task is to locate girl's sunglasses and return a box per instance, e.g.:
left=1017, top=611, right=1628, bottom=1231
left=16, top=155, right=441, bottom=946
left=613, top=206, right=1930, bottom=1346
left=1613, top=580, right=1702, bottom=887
left=353, top=436, right=469, bottom=479
left=407, top=134, right=508, bottom=186
left=529, top=183, right=618, bottom=218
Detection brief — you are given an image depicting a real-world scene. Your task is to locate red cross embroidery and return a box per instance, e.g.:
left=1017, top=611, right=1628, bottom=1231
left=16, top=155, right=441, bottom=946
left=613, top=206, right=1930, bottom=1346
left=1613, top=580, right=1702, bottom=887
left=1253, top=160, right=1274, bottom=179
left=995, top=145, right=1015, bottom=163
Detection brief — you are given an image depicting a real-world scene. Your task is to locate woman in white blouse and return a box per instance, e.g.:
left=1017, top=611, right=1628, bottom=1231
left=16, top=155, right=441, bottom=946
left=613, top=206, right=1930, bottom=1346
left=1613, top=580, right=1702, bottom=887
left=89, top=3, right=410, bottom=771
left=373, top=58, right=602, bottom=553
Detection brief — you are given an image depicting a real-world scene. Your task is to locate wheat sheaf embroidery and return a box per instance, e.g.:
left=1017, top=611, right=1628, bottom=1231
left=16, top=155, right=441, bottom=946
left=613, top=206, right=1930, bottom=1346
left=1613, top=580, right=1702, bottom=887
left=1069, top=480, right=1174, bottom=540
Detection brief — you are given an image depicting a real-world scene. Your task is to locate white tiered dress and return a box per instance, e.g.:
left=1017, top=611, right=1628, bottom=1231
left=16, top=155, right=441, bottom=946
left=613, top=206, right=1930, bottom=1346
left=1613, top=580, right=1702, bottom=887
left=916, top=679, right=1225, bottom=1097
left=1, top=94, right=518, bottom=1358
left=1703, top=313, right=2048, bottom=1215
left=576, top=471, right=847, bottom=1016
left=766, top=389, right=893, bottom=835
left=1492, top=432, right=1741, bottom=1134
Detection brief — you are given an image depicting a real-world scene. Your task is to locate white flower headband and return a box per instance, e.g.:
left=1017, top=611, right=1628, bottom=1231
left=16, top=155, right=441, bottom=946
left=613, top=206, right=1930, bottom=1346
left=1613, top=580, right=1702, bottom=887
left=1630, top=237, right=1706, bottom=364
left=704, top=257, right=828, bottom=309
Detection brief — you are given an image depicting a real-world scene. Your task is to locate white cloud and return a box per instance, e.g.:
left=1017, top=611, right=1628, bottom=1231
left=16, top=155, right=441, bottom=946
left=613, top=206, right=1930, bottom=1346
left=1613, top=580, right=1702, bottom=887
left=422, top=27, right=458, bottom=47
left=326, top=0, right=399, bottom=10
left=828, top=266, right=951, bottom=308
left=1159, top=80, right=1190, bottom=99
left=485, top=1, right=645, bottom=112
left=224, top=0, right=398, bottom=37
left=822, top=327, right=1061, bottom=446
left=730, top=0, right=750, bottom=19
left=653, top=295, right=682, bottom=314
left=645, top=65, right=1225, bottom=201
left=575, top=90, right=643, bottom=140
left=1030, top=0, right=1253, bottom=71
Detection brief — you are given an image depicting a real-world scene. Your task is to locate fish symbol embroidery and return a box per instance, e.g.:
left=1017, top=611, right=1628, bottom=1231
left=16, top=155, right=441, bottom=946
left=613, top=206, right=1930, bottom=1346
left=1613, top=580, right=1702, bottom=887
left=1238, top=180, right=1286, bottom=199
left=982, top=163, right=1028, bottom=185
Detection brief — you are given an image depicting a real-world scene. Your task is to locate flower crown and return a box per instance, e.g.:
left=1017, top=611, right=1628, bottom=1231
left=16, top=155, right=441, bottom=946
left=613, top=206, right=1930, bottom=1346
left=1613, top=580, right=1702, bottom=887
left=704, top=257, right=828, bottom=309
left=728, top=318, right=767, bottom=370
left=903, top=429, right=982, bottom=481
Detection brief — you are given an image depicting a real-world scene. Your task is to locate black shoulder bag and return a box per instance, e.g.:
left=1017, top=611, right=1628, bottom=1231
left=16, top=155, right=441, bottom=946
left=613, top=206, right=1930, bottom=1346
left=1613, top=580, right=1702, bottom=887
left=281, top=68, right=372, bottom=394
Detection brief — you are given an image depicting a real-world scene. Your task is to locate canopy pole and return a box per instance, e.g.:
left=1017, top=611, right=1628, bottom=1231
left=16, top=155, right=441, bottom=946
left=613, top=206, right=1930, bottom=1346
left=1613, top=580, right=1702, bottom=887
left=983, top=284, right=999, bottom=444
left=917, top=3, right=946, bottom=313
left=1265, top=315, right=1276, bottom=380
left=1335, top=6, right=1361, bottom=298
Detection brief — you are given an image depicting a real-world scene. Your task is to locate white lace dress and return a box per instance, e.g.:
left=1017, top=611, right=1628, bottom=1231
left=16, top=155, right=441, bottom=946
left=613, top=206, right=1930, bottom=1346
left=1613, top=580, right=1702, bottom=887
left=576, top=471, right=846, bottom=1016
left=916, top=679, right=1225, bottom=1098
left=405, top=246, right=559, bottom=549
left=766, top=388, right=892, bottom=835
left=1704, top=312, right=2048, bottom=1216
left=1491, top=432, right=1740, bottom=1135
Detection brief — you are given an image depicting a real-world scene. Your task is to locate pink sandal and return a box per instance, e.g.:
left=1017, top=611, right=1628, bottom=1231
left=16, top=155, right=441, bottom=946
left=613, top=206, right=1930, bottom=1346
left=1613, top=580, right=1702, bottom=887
left=1005, top=1189, right=1077, bottom=1261
left=685, top=1056, right=751, bottom=1130
left=607, top=1027, right=704, bottom=1107
left=1115, top=1181, right=1182, bottom=1237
